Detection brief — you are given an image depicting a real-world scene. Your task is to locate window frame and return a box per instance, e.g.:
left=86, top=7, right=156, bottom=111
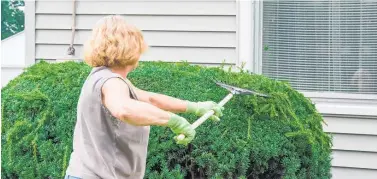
left=236, top=0, right=377, bottom=100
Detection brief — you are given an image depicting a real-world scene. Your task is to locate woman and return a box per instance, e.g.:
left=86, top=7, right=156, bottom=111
left=64, top=15, right=224, bottom=179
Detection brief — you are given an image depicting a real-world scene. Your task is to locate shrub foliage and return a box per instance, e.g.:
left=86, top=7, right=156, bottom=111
left=1, top=61, right=332, bottom=179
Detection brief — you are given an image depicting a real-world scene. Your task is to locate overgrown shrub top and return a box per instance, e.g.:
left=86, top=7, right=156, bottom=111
left=1, top=61, right=332, bottom=179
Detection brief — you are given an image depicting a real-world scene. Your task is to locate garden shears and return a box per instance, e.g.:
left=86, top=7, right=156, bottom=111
left=177, top=81, right=269, bottom=141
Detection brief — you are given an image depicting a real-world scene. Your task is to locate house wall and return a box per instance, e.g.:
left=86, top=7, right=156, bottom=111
left=1, top=66, right=25, bottom=87
left=1, top=32, right=25, bottom=66
left=31, top=0, right=237, bottom=65
left=305, top=92, right=377, bottom=179
left=26, top=0, right=377, bottom=178
left=1, top=32, right=26, bottom=86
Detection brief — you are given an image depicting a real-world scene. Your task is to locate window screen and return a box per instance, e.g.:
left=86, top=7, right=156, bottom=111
left=262, top=1, right=377, bottom=94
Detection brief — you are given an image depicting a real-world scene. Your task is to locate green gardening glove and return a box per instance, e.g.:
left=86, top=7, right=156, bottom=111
left=167, top=113, right=196, bottom=146
left=185, top=101, right=224, bottom=121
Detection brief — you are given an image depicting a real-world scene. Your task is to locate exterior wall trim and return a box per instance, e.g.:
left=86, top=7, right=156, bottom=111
left=236, top=0, right=253, bottom=72
left=25, top=0, right=36, bottom=66
left=303, top=91, right=377, bottom=100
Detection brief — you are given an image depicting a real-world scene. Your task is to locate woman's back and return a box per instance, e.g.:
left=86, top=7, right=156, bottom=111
left=65, top=66, right=150, bottom=179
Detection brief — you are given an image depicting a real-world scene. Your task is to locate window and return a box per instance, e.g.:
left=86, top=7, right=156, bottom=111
left=262, top=1, right=377, bottom=94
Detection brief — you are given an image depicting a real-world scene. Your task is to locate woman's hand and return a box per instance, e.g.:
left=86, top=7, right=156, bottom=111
left=186, top=101, right=224, bottom=121
left=167, top=113, right=196, bottom=145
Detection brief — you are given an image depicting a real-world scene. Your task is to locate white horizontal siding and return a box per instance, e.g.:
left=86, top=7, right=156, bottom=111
left=332, top=150, right=377, bottom=170
left=310, top=93, right=377, bottom=178
left=331, top=167, right=377, bottom=179
left=323, top=117, right=377, bottom=136
left=34, top=0, right=237, bottom=64
left=36, top=30, right=236, bottom=48
left=331, top=134, right=377, bottom=152
left=36, top=45, right=235, bottom=64
left=36, top=14, right=236, bottom=32
left=35, top=1, right=236, bottom=15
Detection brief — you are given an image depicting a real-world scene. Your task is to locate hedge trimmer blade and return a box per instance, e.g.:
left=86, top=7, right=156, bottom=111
left=214, top=80, right=269, bottom=97
left=176, top=80, right=269, bottom=142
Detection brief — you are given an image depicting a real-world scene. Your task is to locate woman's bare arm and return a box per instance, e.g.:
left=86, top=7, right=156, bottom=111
left=101, top=78, right=173, bottom=126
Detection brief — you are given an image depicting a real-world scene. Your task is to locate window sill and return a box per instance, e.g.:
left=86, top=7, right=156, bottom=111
left=301, top=91, right=377, bottom=117
left=302, top=91, right=377, bottom=100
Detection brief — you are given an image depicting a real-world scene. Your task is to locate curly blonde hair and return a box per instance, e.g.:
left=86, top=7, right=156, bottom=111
left=84, top=15, right=148, bottom=68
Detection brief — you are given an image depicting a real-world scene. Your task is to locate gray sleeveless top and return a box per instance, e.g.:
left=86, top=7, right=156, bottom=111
left=65, top=66, right=150, bottom=179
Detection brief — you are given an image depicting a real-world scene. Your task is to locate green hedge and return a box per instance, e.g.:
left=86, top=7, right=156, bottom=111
left=1, top=61, right=332, bottom=179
